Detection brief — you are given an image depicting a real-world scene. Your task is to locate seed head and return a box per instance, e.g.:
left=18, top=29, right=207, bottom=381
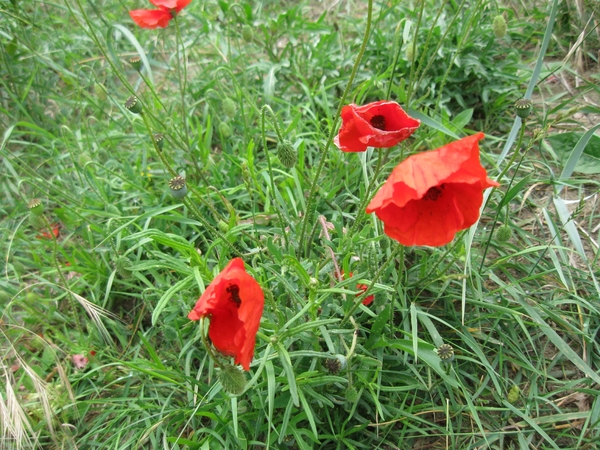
left=28, top=199, right=44, bottom=216
left=168, top=176, right=187, bottom=199
left=129, top=56, right=142, bottom=71
left=515, top=98, right=532, bottom=120
left=125, top=95, right=143, bottom=114
left=153, top=133, right=164, bottom=150
left=436, top=343, right=455, bottom=363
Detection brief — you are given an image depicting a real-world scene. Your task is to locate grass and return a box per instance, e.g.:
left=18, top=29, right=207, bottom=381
left=1, top=0, right=600, bottom=449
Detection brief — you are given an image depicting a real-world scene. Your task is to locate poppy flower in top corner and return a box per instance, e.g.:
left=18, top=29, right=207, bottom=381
left=129, top=0, right=192, bottom=29
left=188, top=258, right=264, bottom=371
left=334, top=100, right=420, bottom=152
left=366, top=133, right=500, bottom=247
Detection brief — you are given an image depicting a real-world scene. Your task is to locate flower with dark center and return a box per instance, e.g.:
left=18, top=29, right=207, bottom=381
left=130, top=0, right=192, bottom=29
left=188, top=258, right=264, bottom=371
left=334, top=100, right=420, bottom=152
left=366, top=133, right=499, bottom=246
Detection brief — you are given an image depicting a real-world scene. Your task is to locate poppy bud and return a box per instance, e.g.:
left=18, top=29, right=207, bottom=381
left=405, top=43, right=415, bottom=62
left=514, top=99, right=532, bottom=119
left=78, top=153, right=91, bottom=167
left=94, top=83, right=107, bottom=102
left=493, top=15, right=507, bottom=39
left=129, top=56, right=142, bottom=71
left=125, top=95, right=143, bottom=114
left=345, top=386, right=359, bottom=403
left=507, top=385, right=520, bottom=403
left=242, top=25, right=253, bottom=42
left=217, top=220, right=229, bottom=233
left=28, top=199, right=44, bottom=216
left=218, top=364, right=247, bottom=395
left=222, top=98, right=237, bottom=118
left=168, top=176, right=187, bottom=199
left=113, top=255, right=133, bottom=277
left=277, top=140, right=297, bottom=169
left=436, top=344, right=455, bottom=363
left=218, top=122, right=232, bottom=138
left=495, top=224, right=512, bottom=242
left=154, top=133, right=164, bottom=150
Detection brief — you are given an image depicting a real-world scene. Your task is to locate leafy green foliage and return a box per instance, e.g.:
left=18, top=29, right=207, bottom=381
left=1, top=0, right=599, bottom=449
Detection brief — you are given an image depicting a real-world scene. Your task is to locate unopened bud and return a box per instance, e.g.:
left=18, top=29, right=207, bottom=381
left=242, top=25, right=253, bottom=42
left=405, top=43, right=415, bottom=62
left=218, top=122, right=232, bottom=138
left=222, top=98, right=237, bottom=118
left=495, top=225, right=512, bottom=242
left=493, top=15, right=507, bottom=39
left=345, top=386, right=359, bottom=403
left=277, top=140, right=297, bottom=169
left=218, top=364, right=247, bottom=395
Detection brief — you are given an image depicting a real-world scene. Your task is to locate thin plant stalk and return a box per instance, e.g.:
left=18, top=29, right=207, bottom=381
left=298, top=0, right=374, bottom=255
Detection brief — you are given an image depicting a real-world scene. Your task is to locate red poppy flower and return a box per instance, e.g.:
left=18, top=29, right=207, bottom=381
left=366, top=133, right=499, bottom=247
left=188, top=258, right=264, bottom=371
left=129, top=0, right=192, bottom=29
left=334, top=101, right=420, bottom=152
left=342, top=271, right=374, bottom=306
left=37, top=223, right=60, bottom=240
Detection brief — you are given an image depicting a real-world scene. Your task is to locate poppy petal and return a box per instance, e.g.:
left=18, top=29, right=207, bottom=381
left=367, top=133, right=499, bottom=247
left=149, top=0, right=191, bottom=13
left=335, top=101, right=420, bottom=152
left=129, top=9, right=172, bottom=28
left=188, top=258, right=264, bottom=371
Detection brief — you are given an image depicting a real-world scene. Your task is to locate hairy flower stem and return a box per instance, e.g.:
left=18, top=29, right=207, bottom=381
left=345, top=148, right=389, bottom=240
left=41, top=215, right=83, bottom=335
left=200, top=317, right=224, bottom=370
left=261, top=105, right=289, bottom=249
left=140, top=112, right=226, bottom=224
left=173, top=18, right=191, bottom=151
left=479, top=125, right=529, bottom=272
left=341, top=244, right=403, bottom=326
left=298, top=0, right=374, bottom=256
left=182, top=197, right=241, bottom=257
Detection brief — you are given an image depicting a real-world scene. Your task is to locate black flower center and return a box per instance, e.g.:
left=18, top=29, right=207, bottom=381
left=226, top=284, right=241, bottom=308
left=424, top=184, right=445, bottom=201
left=370, top=115, right=386, bottom=130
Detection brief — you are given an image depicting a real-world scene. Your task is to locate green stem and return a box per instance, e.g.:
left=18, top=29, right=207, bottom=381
left=298, top=0, right=374, bottom=255
left=341, top=243, right=403, bottom=326
left=478, top=124, right=527, bottom=272
left=42, top=215, right=83, bottom=335
left=261, top=105, right=289, bottom=248
left=182, top=197, right=240, bottom=257
left=346, top=148, right=389, bottom=240
left=200, top=317, right=224, bottom=370
left=173, top=17, right=191, bottom=151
